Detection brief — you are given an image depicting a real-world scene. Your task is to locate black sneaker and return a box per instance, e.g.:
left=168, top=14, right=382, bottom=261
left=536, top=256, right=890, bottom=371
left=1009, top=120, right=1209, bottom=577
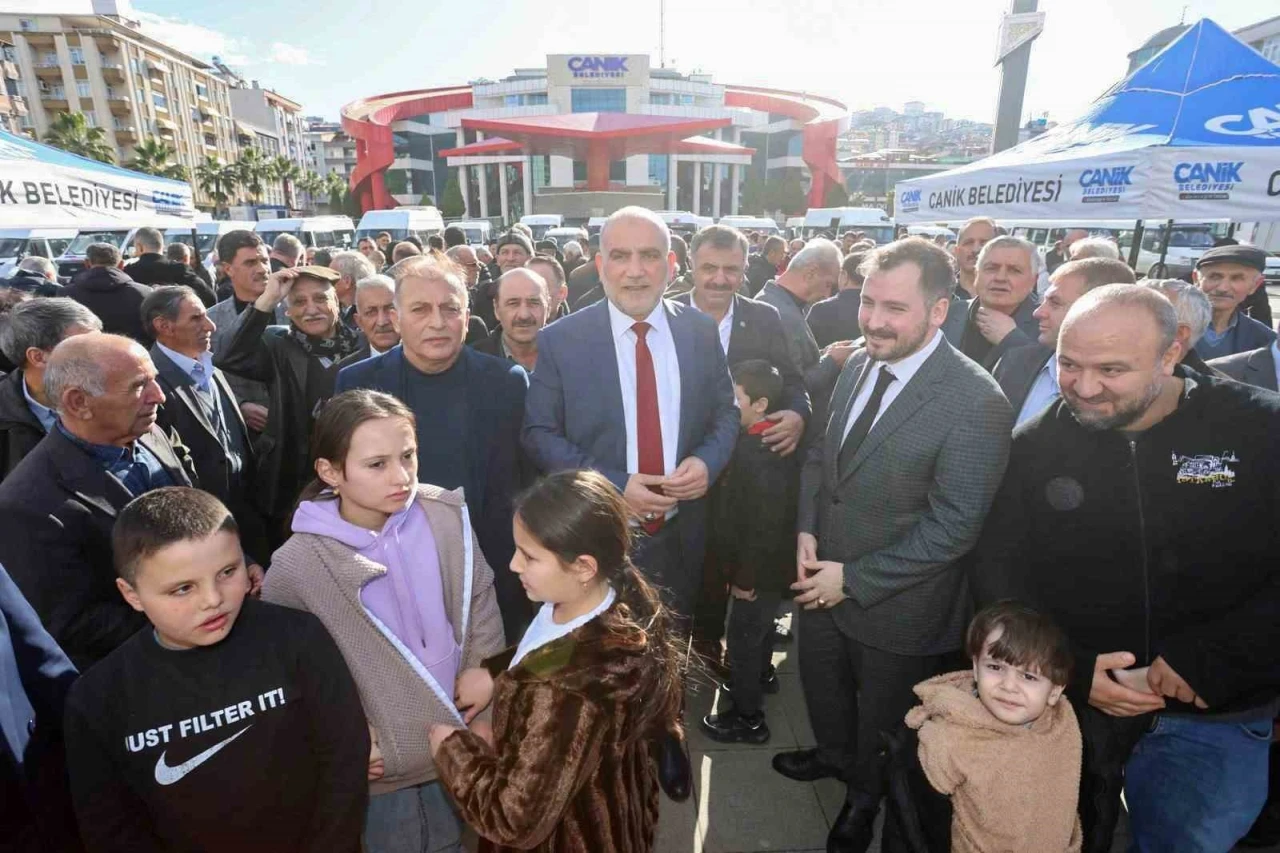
left=700, top=709, right=771, bottom=744
left=720, top=664, right=780, bottom=696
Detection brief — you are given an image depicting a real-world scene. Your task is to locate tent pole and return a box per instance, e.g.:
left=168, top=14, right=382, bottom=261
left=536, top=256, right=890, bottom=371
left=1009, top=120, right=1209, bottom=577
left=1128, top=220, right=1144, bottom=271
left=1156, top=218, right=1174, bottom=276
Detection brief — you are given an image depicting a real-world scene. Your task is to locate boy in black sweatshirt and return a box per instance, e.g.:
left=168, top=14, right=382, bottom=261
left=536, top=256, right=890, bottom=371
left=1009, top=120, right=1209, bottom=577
left=700, top=359, right=800, bottom=745
left=63, top=487, right=369, bottom=853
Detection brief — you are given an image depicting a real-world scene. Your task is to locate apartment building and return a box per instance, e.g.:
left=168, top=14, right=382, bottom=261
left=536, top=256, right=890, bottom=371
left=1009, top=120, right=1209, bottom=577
left=227, top=84, right=307, bottom=208
left=305, top=118, right=357, bottom=181
left=0, top=11, right=239, bottom=204
left=0, top=39, right=28, bottom=135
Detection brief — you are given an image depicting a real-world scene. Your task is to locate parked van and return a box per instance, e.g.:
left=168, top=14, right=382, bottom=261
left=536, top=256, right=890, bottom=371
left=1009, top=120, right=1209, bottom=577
left=448, top=220, right=493, bottom=247
left=519, top=214, right=563, bottom=241
left=906, top=225, right=957, bottom=241
left=1004, top=219, right=1227, bottom=277
left=356, top=208, right=445, bottom=246
left=784, top=217, right=806, bottom=239
left=55, top=225, right=141, bottom=280
left=254, top=216, right=356, bottom=251
left=718, top=215, right=781, bottom=236
left=802, top=208, right=895, bottom=243
left=166, top=220, right=254, bottom=258
left=545, top=226, right=588, bottom=249
left=0, top=227, right=78, bottom=278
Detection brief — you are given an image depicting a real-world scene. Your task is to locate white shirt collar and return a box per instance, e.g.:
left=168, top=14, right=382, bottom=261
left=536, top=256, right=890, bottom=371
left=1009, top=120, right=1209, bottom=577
left=510, top=586, right=617, bottom=669
left=874, top=328, right=943, bottom=386
left=607, top=297, right=670, bottom=341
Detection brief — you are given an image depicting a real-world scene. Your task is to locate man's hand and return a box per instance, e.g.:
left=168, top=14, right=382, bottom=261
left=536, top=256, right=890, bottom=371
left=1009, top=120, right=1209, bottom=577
left=662, top=456, right=710, bottom=501
left=246, top=564, right=264, bottom=598
left=240, top=403, right=269, bottom=433
left=1088, top=651, right=1167, bottom=717
left=791, top=560, right=847, bottom=610
left=623, top=474, right=678, bottom=519
left=796, top=533, right=818, bottom=584
left=368, top=726, right=385, bottom=781
left=428, top=723, right=461, bottom=758
left=826, top=341, right=857, bottom=366
left=975, top=306, right=1017, bottom=345
left=1147, top=656, right=1208, bottom=709
left=762, top=410, right=805, bottom=457
left=454, top=667, right=495, bottom=724
left=254, top=267, right=299, bottom=313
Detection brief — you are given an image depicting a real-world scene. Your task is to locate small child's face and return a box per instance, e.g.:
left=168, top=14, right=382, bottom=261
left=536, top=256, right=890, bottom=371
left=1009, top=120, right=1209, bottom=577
left=973, top=628, right=1065, bottom=726
left=116, top=529, right=250, bottom=650
left=733, top=384, right=767, bottom=428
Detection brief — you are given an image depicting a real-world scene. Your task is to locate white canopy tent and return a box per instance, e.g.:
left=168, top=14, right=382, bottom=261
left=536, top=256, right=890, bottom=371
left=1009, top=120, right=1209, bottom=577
left=0, top=128, right=196, bottom=228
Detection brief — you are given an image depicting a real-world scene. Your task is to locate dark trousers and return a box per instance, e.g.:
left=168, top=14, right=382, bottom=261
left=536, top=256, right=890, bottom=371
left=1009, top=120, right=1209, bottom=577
left=725, top=590, right=782, bottom=715
left=798, top=605, right=948, bottom=801
left=1075, top=706, right=1150, bottom=853
left=632, top=512, right=698, bottom=622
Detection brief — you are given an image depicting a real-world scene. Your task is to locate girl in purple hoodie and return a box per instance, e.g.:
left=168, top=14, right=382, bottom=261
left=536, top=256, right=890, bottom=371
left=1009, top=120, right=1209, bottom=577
left=263, top=389, right=506, bottom=853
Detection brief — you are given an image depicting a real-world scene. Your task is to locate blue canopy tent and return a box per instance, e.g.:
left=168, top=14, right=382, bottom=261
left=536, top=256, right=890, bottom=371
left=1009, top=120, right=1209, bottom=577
left=894, top=18, right=1280, bottom=240
left=0, top=128, right=195, bottom=227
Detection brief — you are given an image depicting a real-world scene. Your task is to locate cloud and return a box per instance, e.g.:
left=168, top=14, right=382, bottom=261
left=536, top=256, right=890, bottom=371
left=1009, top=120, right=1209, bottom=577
left=266, top=42, right=321, bottom=66
left=132, top=11, right=251, bottom=66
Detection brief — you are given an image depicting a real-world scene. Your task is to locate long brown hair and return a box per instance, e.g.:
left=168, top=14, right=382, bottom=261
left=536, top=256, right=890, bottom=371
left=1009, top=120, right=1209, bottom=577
left=295, top=389, right=417, bottom=506
left=514, top=469, right=684, bottom=737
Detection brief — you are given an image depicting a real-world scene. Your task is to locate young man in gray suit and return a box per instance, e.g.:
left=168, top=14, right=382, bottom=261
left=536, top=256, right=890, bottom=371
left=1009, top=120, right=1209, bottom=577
left=777, top=238, right=1013, bottom=853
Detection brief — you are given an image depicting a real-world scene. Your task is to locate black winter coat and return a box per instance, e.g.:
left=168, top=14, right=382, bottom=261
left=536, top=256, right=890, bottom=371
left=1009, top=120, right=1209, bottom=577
left=124, top=253, right=216, bottom=305
left=0, top=369, right=45, bottom=483
left=64, top=266, right=154, bottom=345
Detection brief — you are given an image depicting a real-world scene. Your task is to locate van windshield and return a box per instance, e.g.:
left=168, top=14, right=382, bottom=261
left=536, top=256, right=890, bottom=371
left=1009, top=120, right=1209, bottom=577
left=1166, top=228, right=1215, bottom=249
left=195, top=234, right=219, bottom=254
left=527, top=224, right=552, bottom=241
left=461, top=227, right=484, bottom=244
left=0, top=238, right=28, bottom=258
left=66, top=230, right=129, bottom=254
left=357, top=228, right=407, bottom=242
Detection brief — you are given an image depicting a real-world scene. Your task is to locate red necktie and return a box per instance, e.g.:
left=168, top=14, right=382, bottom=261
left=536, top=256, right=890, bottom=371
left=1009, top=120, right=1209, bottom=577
left=633, top=321, right=665, bottom=534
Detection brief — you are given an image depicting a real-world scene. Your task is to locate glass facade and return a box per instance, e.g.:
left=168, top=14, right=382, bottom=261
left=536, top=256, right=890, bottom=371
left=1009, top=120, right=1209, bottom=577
left=570, top=88, right=626, bottom=113
left=504, top=93, right=548, bottom=107
left=648, top=154, right=668, bottom=186
left=650, top=92, right=693, bottom=106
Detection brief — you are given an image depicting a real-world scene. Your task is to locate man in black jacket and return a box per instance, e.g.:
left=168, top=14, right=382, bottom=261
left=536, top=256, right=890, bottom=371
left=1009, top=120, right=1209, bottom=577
left=955, top=235, right=1041, bottom=371
left=973, top=284, right=1280, bottom=853
left=4, top=257, right=63, bottom=297
left=124, top=227, right=216, bottom=306
left=807, top=250, right=867, bottom=349
left=744, top=236, right=785, bottom=297
left=0, top=297, right=101, bottom=481
left=0, top=333, right=196, bottom=669
left=64, top=243, right=154, bottom=345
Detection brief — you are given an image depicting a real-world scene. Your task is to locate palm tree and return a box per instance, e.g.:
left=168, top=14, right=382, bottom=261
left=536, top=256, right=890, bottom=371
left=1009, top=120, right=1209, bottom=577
left=323, top=171, right=347, bottom=212
left=126, top=138, right=186, bottom=180
left=268, top=155, right=302, bottom=209
left=297, top=170, right=325, bottom=212
left=234, top=147, right=269, bottom=204
left=194, top=156, right=239, bottom=215
left=42, top=112, right=114, bottom=164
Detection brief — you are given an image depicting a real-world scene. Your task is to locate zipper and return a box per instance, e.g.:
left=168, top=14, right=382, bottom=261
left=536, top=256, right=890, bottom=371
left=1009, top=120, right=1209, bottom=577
left=1128, top=439, right=1151, bottom=663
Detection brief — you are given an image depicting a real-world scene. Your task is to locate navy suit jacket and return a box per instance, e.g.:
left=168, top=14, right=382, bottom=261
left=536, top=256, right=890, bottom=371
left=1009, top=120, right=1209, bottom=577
left=522, top=299, right=739, bottom=557
left=335, top=345, right=528, bottom=575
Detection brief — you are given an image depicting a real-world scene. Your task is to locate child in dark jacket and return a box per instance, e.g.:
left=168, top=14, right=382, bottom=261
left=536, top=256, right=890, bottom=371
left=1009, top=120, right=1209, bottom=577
left=699, top=359, right=800, bottom=745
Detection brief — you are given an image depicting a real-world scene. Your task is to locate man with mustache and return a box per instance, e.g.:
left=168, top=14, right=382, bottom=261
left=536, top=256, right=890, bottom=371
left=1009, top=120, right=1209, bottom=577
left=0, top=333, right=194, bottom=668
left=472, top=268, right=548, bottom=372
left=336, top=273, right=400, bottom=370
left=216, top=264, right=361, bottom=547
left=956, top=235, right=1043, bottom=372
left=1191, top=245, right=1276, bottom=361
left=778, top=237, right=1011, bottom=852
left=951, top=217, right=996, bottom=299
left=974, top=284, right=1280, bottom=853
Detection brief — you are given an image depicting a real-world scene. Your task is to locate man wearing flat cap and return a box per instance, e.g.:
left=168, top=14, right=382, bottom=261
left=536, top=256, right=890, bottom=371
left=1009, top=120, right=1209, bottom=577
left=470, top=231, right=534, bottom=331
left=215, top=264, right=363, bottom=545
left=1193, top=245, right=1276, bottom=361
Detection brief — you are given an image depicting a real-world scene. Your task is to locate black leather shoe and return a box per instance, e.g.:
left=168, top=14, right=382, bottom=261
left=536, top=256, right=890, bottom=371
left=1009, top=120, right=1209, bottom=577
left=772, top=747, right=841, bottom=782
left=655, top=732, right=692, bottom=802
left=720, top=664, right=780, bottom=696
left=827, top=792, right=879, bottom=853
left=700, top=709, right=771, bottom=744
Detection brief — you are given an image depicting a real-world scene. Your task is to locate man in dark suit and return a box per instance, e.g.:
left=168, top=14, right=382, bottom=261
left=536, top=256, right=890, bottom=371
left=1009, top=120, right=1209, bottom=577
left=807, top=250, right=868, bottom=349
left=336, top=256, right=530, bottom=640
left=0, top=333, right=197, bottom=669
left=124, top=227, right=216, bottom=306
left=955, top=235, right=1042, bottom=371
left=0, top=297, right=102, bottom=481
left=1210, top=343, right=1278, bottom=392
left=566, top=233, right=602, bottom=309
left=144, top=285, right=267, bottom=565
left=64, top=243, right=154, bottom=346
left=336, top=273, right=400, bottom=372
left=776, top=238, right=1013, bottom=852
left=994, top=257, right=1136, bottom=426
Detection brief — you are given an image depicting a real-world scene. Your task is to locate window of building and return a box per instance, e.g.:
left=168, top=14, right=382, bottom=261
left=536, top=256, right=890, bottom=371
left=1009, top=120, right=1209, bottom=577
left=136, top=86, right=145, bottom=103
left=50, top=85, right=65, bottom=99
left=153, top=92, right=168, bottom=110
left=503, top=92, right=549, bottom=107
left=131, top=57, right=141, bottom=75
left=570, top=88, right=626, bottom=113
left=41, top=52, right=57, bottom=67
left=649, top=92, right=693, bottom=106
left=18, top=19, right=35, bottom=32
left=83, top=111, right=97, bottom=127
left=1263, top=37, right=1280, bottom=63
left=195, top=82, right=208, bottom=99
left=69, top=47, right=85, bottom=65
left=648, top=154, right=668, bottom=186
left=2, top=45, right=16, bottom=62
left=77, top=81, right=92, bottom=98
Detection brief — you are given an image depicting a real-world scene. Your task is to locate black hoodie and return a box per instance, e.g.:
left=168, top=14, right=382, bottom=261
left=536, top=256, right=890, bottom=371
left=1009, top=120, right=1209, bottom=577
left=64, top=266, right=154, bottom=345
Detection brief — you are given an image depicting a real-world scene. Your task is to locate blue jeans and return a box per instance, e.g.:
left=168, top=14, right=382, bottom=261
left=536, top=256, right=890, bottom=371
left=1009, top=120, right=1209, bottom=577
left=1124, top=714, right=1271, bottom=853
left=364, top=780, right=464, bottom=853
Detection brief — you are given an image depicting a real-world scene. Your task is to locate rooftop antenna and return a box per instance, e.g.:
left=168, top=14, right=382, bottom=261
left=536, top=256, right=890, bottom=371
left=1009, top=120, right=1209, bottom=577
left=1178, top=5, right=1188, bottom=24
left=659, top=0, right=666, bottom=68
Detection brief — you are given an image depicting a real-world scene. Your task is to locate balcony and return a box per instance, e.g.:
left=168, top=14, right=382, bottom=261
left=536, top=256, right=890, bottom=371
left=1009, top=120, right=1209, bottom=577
left=41, top=91, right=68, bottom=109
left=146, top=61, right=170, bottom=79
left=11, top=96, right=27, bottom=117
left=106, top=95, right=131, bottom=115
left=2, top=60, right=17, bottom=80
left=114, top=124, right=137, bottom=141
left=100, top=62, right=125, bottom=81
left=34, top=63, right=62, bottom=77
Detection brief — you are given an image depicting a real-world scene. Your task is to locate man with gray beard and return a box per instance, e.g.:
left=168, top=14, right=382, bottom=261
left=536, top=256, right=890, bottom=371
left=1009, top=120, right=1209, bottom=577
left=973, top=284, right=1280, bottom=853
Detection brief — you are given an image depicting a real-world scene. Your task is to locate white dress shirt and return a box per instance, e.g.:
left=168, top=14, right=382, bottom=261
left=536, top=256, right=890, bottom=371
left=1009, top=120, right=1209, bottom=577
left=842, top=329, right=943, bottom=445
left=607, top=299, right=682, bottom=477
left=690, top=295, right=735, bottom=355
left=1016, top=356, right=1060, bottom=427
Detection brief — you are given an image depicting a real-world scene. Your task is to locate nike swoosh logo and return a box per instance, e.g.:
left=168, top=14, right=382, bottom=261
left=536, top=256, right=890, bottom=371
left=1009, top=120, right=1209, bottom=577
left=154, top=725, right=252, bottom=786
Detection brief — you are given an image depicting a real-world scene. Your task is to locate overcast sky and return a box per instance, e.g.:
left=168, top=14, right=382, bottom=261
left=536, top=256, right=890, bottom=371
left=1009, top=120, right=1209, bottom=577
left=132, top=0, right=1276, bottom=124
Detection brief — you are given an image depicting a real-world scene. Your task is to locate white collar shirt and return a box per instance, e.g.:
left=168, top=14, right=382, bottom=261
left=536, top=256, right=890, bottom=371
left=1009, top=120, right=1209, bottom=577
left=690, top=294, right=734, bottom=355
left=842, top=329, right=944, bottom=444
left=607, top=298, right=682, bottom=480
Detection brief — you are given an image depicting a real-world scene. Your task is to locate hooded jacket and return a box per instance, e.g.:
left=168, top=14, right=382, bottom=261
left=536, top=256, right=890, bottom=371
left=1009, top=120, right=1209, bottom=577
left=906, top=671, right=1082, bottom=853
left=435, top=601, right=670, bottom=853
left=64, top=266, right=154, bottom=345
left=263, top=484, right=505, bottom=796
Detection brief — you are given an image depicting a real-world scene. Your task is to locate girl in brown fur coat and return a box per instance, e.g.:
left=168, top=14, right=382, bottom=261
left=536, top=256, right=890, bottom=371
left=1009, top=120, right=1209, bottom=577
left=429, top=469, right=683, bottom=852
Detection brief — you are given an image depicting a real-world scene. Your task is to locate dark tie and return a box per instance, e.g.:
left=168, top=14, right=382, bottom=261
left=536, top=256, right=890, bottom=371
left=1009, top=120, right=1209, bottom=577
left=633, top=321, right=665, bottom=534
left=838, top=366, right=897, bottom=472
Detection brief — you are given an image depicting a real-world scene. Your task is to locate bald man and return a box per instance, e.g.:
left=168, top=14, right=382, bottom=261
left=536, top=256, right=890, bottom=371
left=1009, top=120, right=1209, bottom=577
left=0, top=333, right=197, bottom=668
left=472, top=268, right=549, bottom=372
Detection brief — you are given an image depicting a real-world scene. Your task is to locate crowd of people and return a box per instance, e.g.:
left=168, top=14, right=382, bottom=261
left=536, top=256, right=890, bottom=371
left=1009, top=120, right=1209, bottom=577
left=0, top=206, right=1277, bottom=853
